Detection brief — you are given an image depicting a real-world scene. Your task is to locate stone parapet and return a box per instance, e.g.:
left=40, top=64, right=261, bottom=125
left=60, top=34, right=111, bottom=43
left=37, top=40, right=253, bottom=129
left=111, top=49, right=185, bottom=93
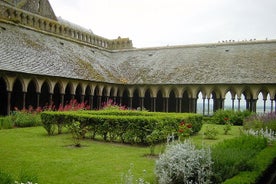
left=0, top=2, right=133, bottom=50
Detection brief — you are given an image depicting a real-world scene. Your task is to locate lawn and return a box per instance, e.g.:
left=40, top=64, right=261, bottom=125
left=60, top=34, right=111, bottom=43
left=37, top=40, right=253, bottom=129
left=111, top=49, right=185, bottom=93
left=0, top=124, right=242, bottom=183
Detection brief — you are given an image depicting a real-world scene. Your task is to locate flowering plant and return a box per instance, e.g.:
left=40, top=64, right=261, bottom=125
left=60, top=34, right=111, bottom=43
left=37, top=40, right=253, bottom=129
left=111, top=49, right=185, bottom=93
left=178, top=121, right=192, bottom=139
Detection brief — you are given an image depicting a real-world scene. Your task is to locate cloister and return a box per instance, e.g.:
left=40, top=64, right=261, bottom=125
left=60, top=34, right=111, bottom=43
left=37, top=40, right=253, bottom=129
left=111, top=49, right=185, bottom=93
left=0, top=0, right=275, bottom=116
left=0, top=72, right=275, bottom=116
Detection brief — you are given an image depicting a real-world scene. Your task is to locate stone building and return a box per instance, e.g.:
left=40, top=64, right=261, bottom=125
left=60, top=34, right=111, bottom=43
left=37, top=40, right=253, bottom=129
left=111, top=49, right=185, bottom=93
left=0, top=0, right=276, bottom=116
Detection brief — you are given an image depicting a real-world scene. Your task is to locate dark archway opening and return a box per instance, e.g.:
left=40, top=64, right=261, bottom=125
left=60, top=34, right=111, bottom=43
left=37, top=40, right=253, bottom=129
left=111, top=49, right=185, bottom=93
left=75, top=85, right=82, bottom=103
left=182, top=91, right=189, bottom=112
left=26, top=80, right=37, bottom=109
left=0, top=78, right=8, bottom=115
left=168, top=90, right=176, bottom=112
left=122, top=89, right=129, bottom=108
left=52, top=83, right=61, bottom=109
left=132, top=89, right=140, bottom=110
left=93, top=86, right=99, bottom=109
left=84, top=86, right=91, bottom=109
left=11, top=79, right=23, bottom=110
left=40, top=82, right=50, bottom=108
left=64, top=83, right=72, bottom=105
left=144, top=89, right=151, bottom=111
left=156, top=90, right=163, bottom=112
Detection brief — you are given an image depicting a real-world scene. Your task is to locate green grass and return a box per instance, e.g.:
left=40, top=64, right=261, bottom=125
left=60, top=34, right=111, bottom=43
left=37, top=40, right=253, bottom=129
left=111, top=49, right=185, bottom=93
left=0, top=124, right=244, bottom=183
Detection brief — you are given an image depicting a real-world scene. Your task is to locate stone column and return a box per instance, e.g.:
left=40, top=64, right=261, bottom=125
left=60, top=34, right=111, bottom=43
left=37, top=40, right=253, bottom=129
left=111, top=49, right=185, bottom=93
left=232, top=98, right=235, bottom=110
left=98, top=96, right=102, bottom=109
left=250, top=99, right=257, bottom=113
left=164, top=98, right=169, bottom=112
left=22, top=92, right=26, bottom=109
left=178, top=98, right=182, bottom=113
left=89, top=95, right=93, bottom=110
left=37, top=93, right=40, bottom=108
left=153, top=97, right=156, bottom=112
left=263, top=99, right=267, bottom=113
left=237, top=98, right=241, bottom=111
left=7, top=91, right=11, bottom=115
left=129, top=97, right=133, bottom=109
left=207, top=98, right=210, bottom=116
left=189, top=98, right=197, bottom=113
left=140, top=97, right=144, bottom=110
left=202, top=98, right=206, bottom=115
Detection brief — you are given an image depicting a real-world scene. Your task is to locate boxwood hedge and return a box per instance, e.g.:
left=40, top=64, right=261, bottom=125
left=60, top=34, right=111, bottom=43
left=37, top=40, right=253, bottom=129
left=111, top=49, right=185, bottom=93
left=41, top=110, right=203, bottom=144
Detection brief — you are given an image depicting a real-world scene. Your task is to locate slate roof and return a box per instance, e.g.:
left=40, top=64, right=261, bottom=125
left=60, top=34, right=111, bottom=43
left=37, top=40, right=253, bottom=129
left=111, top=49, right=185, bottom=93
left=1, top=21, right=276, bottom=85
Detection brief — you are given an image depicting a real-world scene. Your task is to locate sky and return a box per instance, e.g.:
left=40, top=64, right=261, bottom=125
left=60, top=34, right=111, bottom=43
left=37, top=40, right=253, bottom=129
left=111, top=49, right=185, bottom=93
left=48, top=0, right=276, bottom=48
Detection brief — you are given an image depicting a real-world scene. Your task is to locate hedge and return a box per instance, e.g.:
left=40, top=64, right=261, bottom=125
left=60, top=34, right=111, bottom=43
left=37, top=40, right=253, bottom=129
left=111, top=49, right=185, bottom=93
left=41, top=110, right=203, bottom=144
left=223, top=143, right=276, bottom=184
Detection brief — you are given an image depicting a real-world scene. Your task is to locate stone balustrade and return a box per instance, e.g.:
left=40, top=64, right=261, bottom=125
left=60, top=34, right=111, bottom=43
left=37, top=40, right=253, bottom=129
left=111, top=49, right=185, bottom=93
left=0, top=3, right=133, bottom=50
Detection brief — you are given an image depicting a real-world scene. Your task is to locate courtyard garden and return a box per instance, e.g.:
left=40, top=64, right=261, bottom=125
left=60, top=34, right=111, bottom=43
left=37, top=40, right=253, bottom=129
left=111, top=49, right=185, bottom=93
left=0, top=102, right=275, bottom=184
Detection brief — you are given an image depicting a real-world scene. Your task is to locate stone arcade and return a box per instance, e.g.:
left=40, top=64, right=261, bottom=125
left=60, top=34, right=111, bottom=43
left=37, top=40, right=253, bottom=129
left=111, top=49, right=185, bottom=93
left=0, top=0, right=276, bottom=116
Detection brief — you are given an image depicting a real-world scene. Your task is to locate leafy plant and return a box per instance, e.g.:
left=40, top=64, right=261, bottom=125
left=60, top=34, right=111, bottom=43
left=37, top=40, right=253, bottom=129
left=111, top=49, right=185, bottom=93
left=223, top=118, right=232, bottom=135
left=155, top=140, right=213, bottom=184
left=66, top=121, right=86, bottom=147
left=204, top=125, right=219, bottom=139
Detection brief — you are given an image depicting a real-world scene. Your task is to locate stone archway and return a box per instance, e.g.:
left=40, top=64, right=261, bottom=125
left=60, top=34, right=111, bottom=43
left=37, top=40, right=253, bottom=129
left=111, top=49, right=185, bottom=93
left=0, top=77, right=8, bottom=115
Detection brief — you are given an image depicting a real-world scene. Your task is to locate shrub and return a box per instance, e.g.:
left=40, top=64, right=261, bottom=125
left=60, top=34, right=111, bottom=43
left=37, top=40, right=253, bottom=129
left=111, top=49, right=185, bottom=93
left=211, top=135, right=267, bottom=183
left=0, top=116, right=14, bottom=129
left=11, top=107, right=41, bottom=128
left=244, top=112, right=276, bottom=131
left=212, top=110, right=251, bottom=125
left=155, top=140, right=213, bottom=184
left=204, top=125, right=219, bottom=139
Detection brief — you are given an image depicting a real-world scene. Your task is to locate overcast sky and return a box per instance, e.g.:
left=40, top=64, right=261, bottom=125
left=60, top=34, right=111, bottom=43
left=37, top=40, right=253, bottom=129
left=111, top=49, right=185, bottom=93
left=48, top=0, right=276, bottom=48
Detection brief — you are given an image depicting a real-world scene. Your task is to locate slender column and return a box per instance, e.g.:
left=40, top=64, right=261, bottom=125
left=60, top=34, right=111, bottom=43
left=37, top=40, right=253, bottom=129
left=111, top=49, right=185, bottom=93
left=178, top=98, right=182, bottom=113
left=129, top=97, right=133, bottom=109
left=7, top=91, right=11, bottom=115
left=153, top=97, right=156, bottom=112
left=89, top=95, right=93, bottom=110
left=237, top=98, right=241, bottom=111
left=207, top=98, right=210, bottom=116
left=163, top=98, right=168, bottom=112
left=263, top=99, right=266, bottom=113
left=271, top=99, right=274, bottom=112
left=189, top=98, right=197, bottom=113
left=232, top=98, right=235, bottom=111
left=202, top=98, right=206, bottom=115
left=98, top=96, right=102, bottom=109
left=60, top=94, right=64, bottom=107
left=140, top=97, right=144, bottom=110
left=81, top=95, right=85, bottom=103
left=37, top=93, right=40, bottom=108
left=251, top=99, right=257, bottom=113
left=22, top=92, right=26, bottom=109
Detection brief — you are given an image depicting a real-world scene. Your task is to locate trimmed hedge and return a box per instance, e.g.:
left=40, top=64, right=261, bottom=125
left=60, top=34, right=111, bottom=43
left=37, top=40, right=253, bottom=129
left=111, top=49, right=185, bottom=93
left=223, top=143, right=276, bottom=184
left=211, top=135, right=268, bottom=183
left=41, top=110, right=203, bottom=144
